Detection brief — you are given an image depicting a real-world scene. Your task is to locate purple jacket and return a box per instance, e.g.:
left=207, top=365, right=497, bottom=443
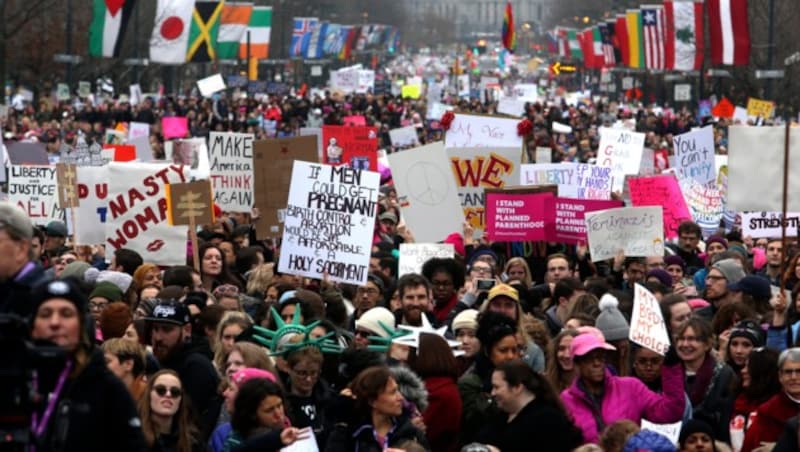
left=561, top=364, right=685, bottom=444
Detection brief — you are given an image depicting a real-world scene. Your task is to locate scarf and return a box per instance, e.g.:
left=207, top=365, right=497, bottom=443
left=687, top=353, right=717, bottom=407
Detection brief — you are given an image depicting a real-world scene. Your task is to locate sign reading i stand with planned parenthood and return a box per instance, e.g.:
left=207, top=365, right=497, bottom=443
left=278, top=162, right=380, bottom=285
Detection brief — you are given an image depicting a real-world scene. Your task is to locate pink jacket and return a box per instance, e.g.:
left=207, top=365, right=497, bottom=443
left=561, top=364, right=686, bottom=444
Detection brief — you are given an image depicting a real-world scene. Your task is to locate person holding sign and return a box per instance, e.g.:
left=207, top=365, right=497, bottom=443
left=561, top=332, right=685, bottom=444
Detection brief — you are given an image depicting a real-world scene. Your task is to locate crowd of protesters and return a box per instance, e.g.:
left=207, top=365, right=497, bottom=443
left=1, top=60, right=797, bottom=452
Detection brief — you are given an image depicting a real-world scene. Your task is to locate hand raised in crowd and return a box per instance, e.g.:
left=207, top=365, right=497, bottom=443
left=280, top=426, right=311, bottom=446
left=397, top=223, right=415, bottom=243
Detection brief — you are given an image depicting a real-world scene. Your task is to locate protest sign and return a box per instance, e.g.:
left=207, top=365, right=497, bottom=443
left=746, top=97, right=775, bottom=119
left=728, top=126, right=800, bottom=211
left=457, top=74, right=470, bottom=97
left=166, top=180, right=215, bottom=226
left=584, top=206, right=665, bottom=262
left=109, top=145, right=136, bottom=162
left=484, top=190, right=555, bottom=241
left=298, top=127, right=324, bottom=161
left=105, top=163, right=188, bottom=265
left=398, top=244, right=455, bottom=277
left=732, top=106, right=749, bottom=124
left=427, top=102, right=452, bottom=121
left=57, top=83, right=71, bottom=101
left=640, top=420, right=682, bottom=446
left=449, top=146, right=521, bottom=230
left=535, top=147, right=551, bottom=163
left=7, top=142, right=49, bottom=165
left=129, top=122, right=150, bottom=140
left=388, top=126, right=420, bottom=148
left=162, top=117, right=188, bottom=139
left=680, top=179, right=724, bottom=237
left=553, top=198, right=623, bottom=244
left=512, top=83, right=538, bottom=102
left=55, top=163, right=79, bottom=209
left=741, top=212, right=800, bottom=239
left=444, top=114, right=523, bottom=149
left=253, top=135, right=319, bottom=238
left=321, top=125, right=378, bottom=171
left=673, top=126, right=715, bottom=185
left=627, top=175, right=692, bottom=239
left=597, top=127, right=645, bottom=192
left=166, top=138, right=210, bottom=179
left=330, top=66, right=359, bottom=94
left=197, top=73, right=226, bottom=97
left=356, top=69, right=375, bottom=94
left=520, top=163, right=612, bottom=200
left=497, top=98, right=526, bottom=117
left=674, top=84, right=691, bottom=101
left=278, top=162, right=379, bottom=285
left=631, top=283, right=671, bottom=354
left=9, top=165, right=65, bottom=226
left=129, top=136, right=154, bottom=162
left=401, top=84, right=421, bottom=99
left=78, top=81, right=92, bottom=98
left=343, top=115, right=367, bottom=127
left=208, top=132, right=254, bottom=212
left=388, top=142, right=463, bottom=243
left=75, top=166, right=108, bottom=244
left=129, top=84, right=143, bottom=106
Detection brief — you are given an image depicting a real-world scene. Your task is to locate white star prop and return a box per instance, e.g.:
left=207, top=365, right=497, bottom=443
left=392, top=315, right=465, bottom=357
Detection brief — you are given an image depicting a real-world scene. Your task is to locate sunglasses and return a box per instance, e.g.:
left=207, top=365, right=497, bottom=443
left=153, top=384, right=182, bottom=398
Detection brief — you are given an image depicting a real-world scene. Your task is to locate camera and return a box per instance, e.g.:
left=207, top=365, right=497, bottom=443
left=476, top=279, right=496, bottom=291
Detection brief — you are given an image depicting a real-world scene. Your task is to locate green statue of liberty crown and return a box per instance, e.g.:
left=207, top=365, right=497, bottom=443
left=252, top=306, right=343, bottom=356
left=366, top=321, right=412, bottom=353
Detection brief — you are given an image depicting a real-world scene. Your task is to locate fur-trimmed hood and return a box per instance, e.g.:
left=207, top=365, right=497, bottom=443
left=389, top=365, right=428, bottom=412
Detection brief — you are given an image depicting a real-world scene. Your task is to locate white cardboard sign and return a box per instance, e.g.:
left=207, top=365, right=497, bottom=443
left=208, top=132, right=254, bottom=212
left=8, top=165, right=65, bottom=226
left=597, top=127, right=645, bottom=192
left=388, top=126, right=420, bottom=148
left=673, top=126, right=715, bottom=185
left=445, top=114, right=523, bottom=149
left=520, top=163, right=612, bottom=200
left=631, top=283, right=671, bottom=355
left=197, top=73, right=227, bottom=97
left=585, top=206, right=665, bottom=262
left=398, top=243, right=455, bottom=277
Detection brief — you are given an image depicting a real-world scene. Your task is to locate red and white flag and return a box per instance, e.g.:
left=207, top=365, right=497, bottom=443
left=707, top=0, right=750, bottom=66
left=664, top=0, right=704, bottom=71
left=641, top=6, right=666, bottom=70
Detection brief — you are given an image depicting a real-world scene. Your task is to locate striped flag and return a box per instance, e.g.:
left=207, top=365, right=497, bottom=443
left=591, top=27, right=605, bottom=68
left=664, top=0, right=704, bottom=71
left=502, top=2, right=516, bottom=53
left=626, top=9, right=645, bottom=68
left=567, top=29, right=583, bottom=61
left=217, top=2, right=252, bottom=60
left=306, top=21, right=325, bottom=58
left=641, top=5, right=666, bottom=70
left=578, top=28, right=594, bottom=68
left=616, top=14, right=630, bottom=67
left=290, top=18, right=315, bottom=57
left=599, top=22, right=616, bottom=66
left=707, top=0, right=750, bottom=66
left=239, top=6, right=271, bottom=59
left=556, top=27, right=570, bottom=58
left=89, top=0, right=137, bottom=58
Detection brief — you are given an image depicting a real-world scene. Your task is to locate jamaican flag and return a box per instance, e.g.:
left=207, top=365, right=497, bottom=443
left=187, top=1, right=224, bottom=62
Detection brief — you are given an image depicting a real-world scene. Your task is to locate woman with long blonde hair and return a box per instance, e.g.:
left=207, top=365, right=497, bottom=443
left=546, top=329, right=580, bottom=392
left=503, top=257, right=533, bottom=289
left=212, top=312, right=252, bottom=372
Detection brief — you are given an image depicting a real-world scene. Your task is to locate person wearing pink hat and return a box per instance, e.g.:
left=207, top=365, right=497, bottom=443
left=210, top=367, right=278, bottom=452
left=561, top=333, right=686, bottom=444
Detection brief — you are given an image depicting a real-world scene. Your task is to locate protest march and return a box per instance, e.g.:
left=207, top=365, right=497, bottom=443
left=4, top=0, right=800, bottom=451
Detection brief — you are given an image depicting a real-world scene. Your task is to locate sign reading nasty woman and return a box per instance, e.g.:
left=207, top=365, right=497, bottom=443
left=278, top=161, right=379, bottom=285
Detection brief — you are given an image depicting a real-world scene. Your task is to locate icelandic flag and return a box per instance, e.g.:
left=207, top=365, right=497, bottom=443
left=300, top=18, right=318, bottom=57
left=290, top=17, right=314, bottom=57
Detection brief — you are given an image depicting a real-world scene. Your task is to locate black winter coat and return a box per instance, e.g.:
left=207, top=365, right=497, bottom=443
left=475, top=398, right=583, bottom=452
left=324, top=414, right=429, bottom=452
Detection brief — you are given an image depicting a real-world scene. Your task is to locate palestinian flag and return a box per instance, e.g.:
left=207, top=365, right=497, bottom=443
left=89, top=0, right=137, bottom=58
left=187, top=0, right=224, bottom=62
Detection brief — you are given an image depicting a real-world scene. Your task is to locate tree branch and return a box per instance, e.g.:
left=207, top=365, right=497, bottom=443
left=4, top=0, right=58, bottom=39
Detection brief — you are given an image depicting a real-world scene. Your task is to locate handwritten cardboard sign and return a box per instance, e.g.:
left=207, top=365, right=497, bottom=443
left=278, top=162, right=379, bottom=285
left=321, top=125, right=378, bottom=171
left=680, top=179, right=724, bottom=237
left=484, top=190, right=555, bottom=241
left=673, top=126, right=715, bottom=185
left=387, top=142, right=464, bottom=243
left=597, top=127, right=645, bottom=192
left=398, top=243, right=455, bottom=278
left=253, top=135, right=319, bottom=238
left=746, top=97, right=775, bottom=119
left=627, top=175, right=692, bottom=239
left=208, top=132, right=254, bottom=212
left=584, top=206, right=665, bottom=262
left=166, top=180, right=215, bottom=226
left=552, top=197, right=623, bottom=244
left=512, top=83, right=538, bottom=102
left=55, top=163, right=80, bottom=209
left=631, top=283, right=671, bottom=355
left=444, top=114, right=523, bottom=149
left=520, top=163, right=613, bottom=200
left=448, top=146, right=521, bottom=230
left=75, top=166, right=108, bottom=244
left=741, top=212, right=800, bottom=239
left=330, top=66, right=359, bottom=94
left=9, top=165, right=65, bottom=226
left=388, top=126, right=420, bottom=148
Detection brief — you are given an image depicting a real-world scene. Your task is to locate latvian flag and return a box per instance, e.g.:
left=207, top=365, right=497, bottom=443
left=89, top=0, right=137, bottom=58
left=641, top=6, right=666, bottom=70
left=707, top=0, right=750, bottom=66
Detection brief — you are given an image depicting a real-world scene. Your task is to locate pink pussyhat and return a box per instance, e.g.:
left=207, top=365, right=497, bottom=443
left=231, top=367, right=277, bottom=386
left=570, top=332, right=616, bottom=358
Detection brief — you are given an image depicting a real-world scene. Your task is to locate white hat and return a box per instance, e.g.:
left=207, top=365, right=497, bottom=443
left=452, top=309, right=479, bottom=333
left=355, top=307, right=396, bottom=338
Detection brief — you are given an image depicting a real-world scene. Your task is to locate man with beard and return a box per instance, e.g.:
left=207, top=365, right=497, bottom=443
left=696, top=258, right=746, bottom=320
left=394, top=273, right=436, bottom=327
left=145, top=299, right=220, bottom=440
left=757, top=238, right=783, bottom=287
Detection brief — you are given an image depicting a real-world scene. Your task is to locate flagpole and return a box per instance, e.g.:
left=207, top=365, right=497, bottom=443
left=66, top=0, right=73, bottom=86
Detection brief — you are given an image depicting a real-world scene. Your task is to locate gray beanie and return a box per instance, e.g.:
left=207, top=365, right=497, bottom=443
left=596, top=293, right=630, bottom=342
left=712, top=258, right=746, bottom=284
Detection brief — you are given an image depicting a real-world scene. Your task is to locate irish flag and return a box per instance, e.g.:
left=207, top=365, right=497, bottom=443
left=89, top=0, right=137, bottom=58
left=239, top=6, right=272, bottom=59
left=217, top=2, right=253, bottom=60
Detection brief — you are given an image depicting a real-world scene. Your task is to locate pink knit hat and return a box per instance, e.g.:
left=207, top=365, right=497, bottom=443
left=231, top=368, right=277, bottom=386
left=687, top=298, right=711, bottom=310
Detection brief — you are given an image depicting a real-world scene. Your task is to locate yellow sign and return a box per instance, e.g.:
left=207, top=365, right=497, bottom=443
left=401, top=84, right=421, bottom=99
left=746, top=97, right=775, bottom=119
left=550, top=61, right=577, bottom=75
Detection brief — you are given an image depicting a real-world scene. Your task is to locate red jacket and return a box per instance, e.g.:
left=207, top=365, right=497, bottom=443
left=423, top=376, right=462, bottom=452
left=742, top=392, right=800, bottom=452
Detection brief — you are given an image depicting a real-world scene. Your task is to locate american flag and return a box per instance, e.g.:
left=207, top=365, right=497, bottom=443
left=642, top=7, right=666, bottom=69
left=599, top=23, right=616, bottom=66
left=291, top=18, right=314, bottom=57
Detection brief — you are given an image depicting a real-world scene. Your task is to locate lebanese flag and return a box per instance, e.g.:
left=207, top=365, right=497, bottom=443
left=89, top=0, right=137, bottom=58
left=664, top=0, right=704, bottom=70
left=616, top=14, right=630, bottom=68
left=707, top=0, right=750, bottom=66
left=149, top=0, right=195, bottom=64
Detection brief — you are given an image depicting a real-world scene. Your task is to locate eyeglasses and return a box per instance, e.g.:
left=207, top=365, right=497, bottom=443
left=153, top=384, right=182, bottom=398
left=354, top=330, right=372, bottom=339
left=357, top=287, right=380, bottom=296
left=89, top=301, right=109, bottom=311
left=471, top=266, right=492, bottom=274
left=781, top=368, right=800, bottom=377
left=292, top=369, right=320, bottom=380
left=705, top=275, right=726, bottom=282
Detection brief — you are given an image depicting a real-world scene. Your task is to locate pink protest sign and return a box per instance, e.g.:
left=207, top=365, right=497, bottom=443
left=628, top=175, right=692, bottom=239
left=552, top=197, right=624, bottom=244
left=343, top=115, right=367, bottom=126
left=162, top=117, right=188, bottom=139
left=485, top=191, right=555, bottom=242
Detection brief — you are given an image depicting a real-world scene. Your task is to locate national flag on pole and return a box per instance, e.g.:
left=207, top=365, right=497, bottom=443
left=707, top=0, right=750, bottom=66
left=89, top=0, right=137, bottom=58
left=591, top=26, right=605, bottom=68
left=616, top=14, right=630, bottom=67
left=150, top=0, right=195, bottom=64
left=323, top=23, right=341, bottom=56
left=626, top=9, right=645, bottom=68
left=578, top=29, right=594, bottom=68
left=307, top=21, right=327, bottom=58
left=567, top=29, right=583, bottom=61
left=546, top=30, right=558, bottom=54
left=290, top=18, right=315, bottom=58
left=339, top=26, right=358, bottom=60
left=187, top=1, right=224, bottom=62
left=239, top=6, right=271, bottom=59
left=664, top=0, right=704, bottom=71
left=599, top=22, right=616, bottom=66
left=641, top=5, right=666, bottom=70
left=502, top=2, right=516, bottom=53
left=217, top=2, right=252, bottom=60
left=556, top=27, right=570, bottom=58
